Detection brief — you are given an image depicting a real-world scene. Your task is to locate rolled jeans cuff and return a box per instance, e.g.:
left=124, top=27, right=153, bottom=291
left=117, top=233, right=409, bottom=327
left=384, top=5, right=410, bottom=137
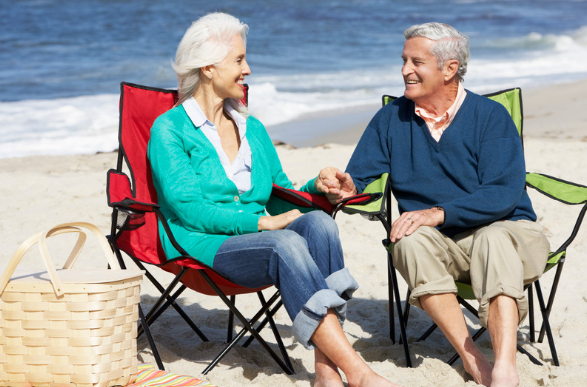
left=292, top=289, right=347, bottom=350
left=325, top=267, right=359, bottom=301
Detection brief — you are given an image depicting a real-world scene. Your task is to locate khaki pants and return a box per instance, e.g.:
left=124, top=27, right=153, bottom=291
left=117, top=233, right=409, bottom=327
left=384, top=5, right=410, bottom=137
left=392, top=220, right=550, bottom=328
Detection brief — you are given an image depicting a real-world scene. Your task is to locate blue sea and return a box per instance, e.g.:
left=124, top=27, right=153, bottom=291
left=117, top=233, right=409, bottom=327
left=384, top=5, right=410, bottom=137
left=1, top=0, right=587, bottom=157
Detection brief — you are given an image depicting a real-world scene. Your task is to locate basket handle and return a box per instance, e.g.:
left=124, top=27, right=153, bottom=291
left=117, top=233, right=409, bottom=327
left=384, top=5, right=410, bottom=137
left=47, top=222, right=120, bottom=270
left=0, top=226, right=84, bottom=297
left=0, top=222, right=120, bottom=297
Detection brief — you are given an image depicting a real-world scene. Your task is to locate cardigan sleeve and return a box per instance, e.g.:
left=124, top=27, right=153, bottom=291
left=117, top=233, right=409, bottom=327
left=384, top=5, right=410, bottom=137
left=148, top=113, right=260, bottom=236
left=247, top=116, right=320, bottom=215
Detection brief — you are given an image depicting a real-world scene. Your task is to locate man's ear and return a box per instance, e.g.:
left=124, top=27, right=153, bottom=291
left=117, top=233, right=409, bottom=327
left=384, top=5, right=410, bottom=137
left=444, top=59, right=459, bottom=81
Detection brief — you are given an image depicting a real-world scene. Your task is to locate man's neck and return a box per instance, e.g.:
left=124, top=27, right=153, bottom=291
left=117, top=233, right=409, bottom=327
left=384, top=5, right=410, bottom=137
left=415, top=81, right=460, bottom=118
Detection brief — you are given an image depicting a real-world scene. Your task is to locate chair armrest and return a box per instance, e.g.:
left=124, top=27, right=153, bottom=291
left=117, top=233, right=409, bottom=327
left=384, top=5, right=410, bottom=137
left=526, top=172, right=587, bottom=205
left=107, top=169, right=160, bottom=212
left=271, top=184, right=380, bottom=216
left=341, top=173, right=390, bottom=219
left=271, top=184, right=335, bottom=213
left=527, top=172, right=587, bottom=258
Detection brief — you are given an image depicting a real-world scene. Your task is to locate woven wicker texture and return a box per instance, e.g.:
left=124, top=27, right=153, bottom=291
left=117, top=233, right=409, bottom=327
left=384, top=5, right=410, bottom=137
left=0, top=222, right=144, bottom=387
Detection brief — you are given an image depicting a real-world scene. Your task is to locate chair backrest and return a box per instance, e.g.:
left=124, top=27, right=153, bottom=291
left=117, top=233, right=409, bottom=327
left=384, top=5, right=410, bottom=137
left=112, top=82, right=258, bottom=296
left=382, top=87, right=523, bottom=138
left=113, top=82, right=248, bottom=268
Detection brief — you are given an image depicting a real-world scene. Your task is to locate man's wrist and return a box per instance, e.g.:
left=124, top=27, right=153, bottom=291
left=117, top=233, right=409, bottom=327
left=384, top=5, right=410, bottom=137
left=433, top=206, right=445, bottom=226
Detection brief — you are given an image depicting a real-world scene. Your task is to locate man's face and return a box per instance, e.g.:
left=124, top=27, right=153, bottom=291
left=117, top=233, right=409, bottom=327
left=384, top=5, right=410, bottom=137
left=401, top=37, right=446, bottom=105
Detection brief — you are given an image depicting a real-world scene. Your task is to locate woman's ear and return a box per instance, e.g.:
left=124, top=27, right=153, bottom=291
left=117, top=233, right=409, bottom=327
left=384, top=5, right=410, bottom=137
left=201, top=65, right=214, bottom=80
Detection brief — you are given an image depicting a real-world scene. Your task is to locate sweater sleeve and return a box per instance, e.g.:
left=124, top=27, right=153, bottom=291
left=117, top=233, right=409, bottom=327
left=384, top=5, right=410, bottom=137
left=148, top=114, right=260, bottom=235
left=345, top=105, right=392, bottom=193
left=438, top=105, right=527, bottom=229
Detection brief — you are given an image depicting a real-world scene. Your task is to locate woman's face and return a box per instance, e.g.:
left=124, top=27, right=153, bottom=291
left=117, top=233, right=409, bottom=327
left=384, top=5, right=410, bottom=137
left=211, top=34, right=251, bottom=101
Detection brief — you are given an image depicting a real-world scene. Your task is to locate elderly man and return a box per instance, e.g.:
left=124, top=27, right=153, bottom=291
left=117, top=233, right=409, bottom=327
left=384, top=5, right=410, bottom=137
left=317, top=23, right=550, bottom=387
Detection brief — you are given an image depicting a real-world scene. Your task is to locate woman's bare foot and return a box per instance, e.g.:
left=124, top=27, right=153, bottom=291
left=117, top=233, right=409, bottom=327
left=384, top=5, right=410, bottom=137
left=314, top=349, right=344, bottom=387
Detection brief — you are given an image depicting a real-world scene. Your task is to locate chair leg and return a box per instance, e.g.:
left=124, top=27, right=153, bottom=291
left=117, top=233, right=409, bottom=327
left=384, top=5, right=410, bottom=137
left=538, top=263, right=564, bottom=343
left=254, top=292, right=294, bottom=373
left=416, top=323, right=438, bottom=342
left=528, top=285, right=535, bottom=343
left=398, top=289, right=411, bottom=345
left=534, top=280, right=560, bottom=366
left=388, top=258, right=395, bottom=343
left=198, top=271, right=294, bottom=375
left=139, top=305, right=165, bottom=370
left=227, top=295, right=235, bottom=343
left=134, top=261, right=209, bottom=342
left=388, top=252, right=413, bottom=367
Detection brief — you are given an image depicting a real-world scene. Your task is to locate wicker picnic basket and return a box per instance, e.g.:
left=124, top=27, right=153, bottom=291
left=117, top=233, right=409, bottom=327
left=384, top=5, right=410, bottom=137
left=0, top=222, right=144, bottom=387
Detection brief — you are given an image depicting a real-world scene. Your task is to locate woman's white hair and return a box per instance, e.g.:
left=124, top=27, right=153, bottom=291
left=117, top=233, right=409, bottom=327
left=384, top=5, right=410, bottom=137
left=173, top=12, right=249, bottom=113
left=404, top=22, right=470, bottom=82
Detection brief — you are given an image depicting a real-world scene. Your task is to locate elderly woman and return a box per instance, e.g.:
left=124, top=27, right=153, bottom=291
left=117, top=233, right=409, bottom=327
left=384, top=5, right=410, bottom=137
left=147, top=12, right=400, bottom=387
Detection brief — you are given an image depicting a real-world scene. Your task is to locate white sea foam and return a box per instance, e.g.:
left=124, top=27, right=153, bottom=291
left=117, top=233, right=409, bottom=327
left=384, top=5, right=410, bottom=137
left=1, top=26, right=587, bottom=158
left=0, top=95, right=119, bottom=158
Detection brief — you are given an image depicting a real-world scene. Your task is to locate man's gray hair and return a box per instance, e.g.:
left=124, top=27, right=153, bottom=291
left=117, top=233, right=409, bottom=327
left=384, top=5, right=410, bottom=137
left=404, top=22, right=470, bottom=82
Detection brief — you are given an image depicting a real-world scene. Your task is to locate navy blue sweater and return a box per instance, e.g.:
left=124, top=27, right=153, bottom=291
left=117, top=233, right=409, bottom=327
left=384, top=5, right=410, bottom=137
left=346, top=91, right=536, bottom=237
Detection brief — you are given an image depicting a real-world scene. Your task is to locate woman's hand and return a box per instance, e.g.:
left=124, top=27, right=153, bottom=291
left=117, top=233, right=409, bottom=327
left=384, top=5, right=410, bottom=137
left=389, top=207, right=445, bottom=243
left=315, top=167, right=358, bottom=204
left=258, top=209, right=302, bottom=231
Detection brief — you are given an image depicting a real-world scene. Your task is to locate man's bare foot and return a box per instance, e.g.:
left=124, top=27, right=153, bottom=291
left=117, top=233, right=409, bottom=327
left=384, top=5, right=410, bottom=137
left=348, top=370, right=403, bottom=387
left=490, top=360, right=519, bottom=387
left=461, top=347, right=493, bottom=386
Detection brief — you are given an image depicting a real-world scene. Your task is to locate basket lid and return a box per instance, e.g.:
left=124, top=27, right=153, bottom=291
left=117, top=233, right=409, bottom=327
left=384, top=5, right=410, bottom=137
left=7, top=268, right=144, bottom=285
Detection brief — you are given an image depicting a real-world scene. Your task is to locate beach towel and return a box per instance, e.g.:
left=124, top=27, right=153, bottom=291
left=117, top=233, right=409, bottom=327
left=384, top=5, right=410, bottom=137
left=126, top=364, right=216, bottom=387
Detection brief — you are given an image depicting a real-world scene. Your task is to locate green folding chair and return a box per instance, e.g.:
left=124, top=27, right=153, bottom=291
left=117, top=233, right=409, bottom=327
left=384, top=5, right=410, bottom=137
left=340, top=88, right=587, bottom=367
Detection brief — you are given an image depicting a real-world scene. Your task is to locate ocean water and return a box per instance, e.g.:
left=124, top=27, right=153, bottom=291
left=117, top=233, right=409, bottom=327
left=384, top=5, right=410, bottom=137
left=1, top=0, right=587, bottom=158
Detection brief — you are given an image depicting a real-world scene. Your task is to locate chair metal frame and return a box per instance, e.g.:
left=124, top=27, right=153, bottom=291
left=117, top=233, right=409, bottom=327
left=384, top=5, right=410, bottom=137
left=341, top=87, right=587, bottom=367
left=107, top=82, right=294, bottom=374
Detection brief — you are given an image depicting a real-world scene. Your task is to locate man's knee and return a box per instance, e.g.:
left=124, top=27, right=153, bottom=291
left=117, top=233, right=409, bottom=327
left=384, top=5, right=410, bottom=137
left=393, top=226, right=447, bottom=266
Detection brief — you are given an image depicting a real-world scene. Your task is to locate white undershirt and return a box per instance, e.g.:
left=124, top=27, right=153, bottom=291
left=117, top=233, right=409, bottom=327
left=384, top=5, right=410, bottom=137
left=183, top=97, right=252, bottom=194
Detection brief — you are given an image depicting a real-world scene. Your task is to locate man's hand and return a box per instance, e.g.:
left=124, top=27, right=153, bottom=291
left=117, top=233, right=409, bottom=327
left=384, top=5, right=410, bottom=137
left=389, top=207, right=445, bottom=243
left=258, top=209, right=302, bottom=231
left=315, top=167, right=358, bottom=204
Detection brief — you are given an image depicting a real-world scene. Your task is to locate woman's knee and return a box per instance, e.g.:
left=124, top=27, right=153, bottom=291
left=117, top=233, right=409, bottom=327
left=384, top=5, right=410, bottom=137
left=289, top=210, right=339, bottom=239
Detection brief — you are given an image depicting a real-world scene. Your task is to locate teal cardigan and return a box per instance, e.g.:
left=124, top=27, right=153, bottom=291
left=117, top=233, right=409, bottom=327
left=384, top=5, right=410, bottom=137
left=147, top=105, right=318, bottom=266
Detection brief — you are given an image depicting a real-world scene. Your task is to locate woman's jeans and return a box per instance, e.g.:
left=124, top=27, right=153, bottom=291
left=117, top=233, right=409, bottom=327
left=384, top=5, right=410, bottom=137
left=212, top=211, right=358, bottom=349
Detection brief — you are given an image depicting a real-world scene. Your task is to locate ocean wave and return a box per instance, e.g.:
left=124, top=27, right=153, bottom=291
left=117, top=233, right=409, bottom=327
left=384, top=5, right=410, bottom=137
left=0, top=94, right=119, bottom=158
left=484, top=25, right=587, bottom=50
left=2, top=37, right=587, bottom=159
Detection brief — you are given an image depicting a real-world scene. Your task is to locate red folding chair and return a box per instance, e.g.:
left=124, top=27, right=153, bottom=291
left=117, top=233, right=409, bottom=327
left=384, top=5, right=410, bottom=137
left=107, top=82, right=293, bottom=374
left=106, top=82, right=379, bottom=374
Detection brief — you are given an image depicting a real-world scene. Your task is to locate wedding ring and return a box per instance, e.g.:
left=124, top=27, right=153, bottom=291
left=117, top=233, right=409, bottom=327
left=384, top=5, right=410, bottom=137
left=407, top=217, right=414, bottom=225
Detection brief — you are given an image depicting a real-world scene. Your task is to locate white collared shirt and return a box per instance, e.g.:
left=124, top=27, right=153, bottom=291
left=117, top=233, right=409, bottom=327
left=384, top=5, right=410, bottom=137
left=183, top=97, right=252, bottom=194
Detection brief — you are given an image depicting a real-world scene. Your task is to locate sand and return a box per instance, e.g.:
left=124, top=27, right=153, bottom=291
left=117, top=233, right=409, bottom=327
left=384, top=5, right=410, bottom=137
left=1, top=80, right=586, bottom=387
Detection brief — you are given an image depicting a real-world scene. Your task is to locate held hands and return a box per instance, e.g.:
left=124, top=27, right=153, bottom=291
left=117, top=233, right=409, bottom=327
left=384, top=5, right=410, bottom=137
left=258, top=209, right=302, bottom=231
left=315, top=167, right=358, bottom=204
left=389, top=207, right=445, bottom=243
